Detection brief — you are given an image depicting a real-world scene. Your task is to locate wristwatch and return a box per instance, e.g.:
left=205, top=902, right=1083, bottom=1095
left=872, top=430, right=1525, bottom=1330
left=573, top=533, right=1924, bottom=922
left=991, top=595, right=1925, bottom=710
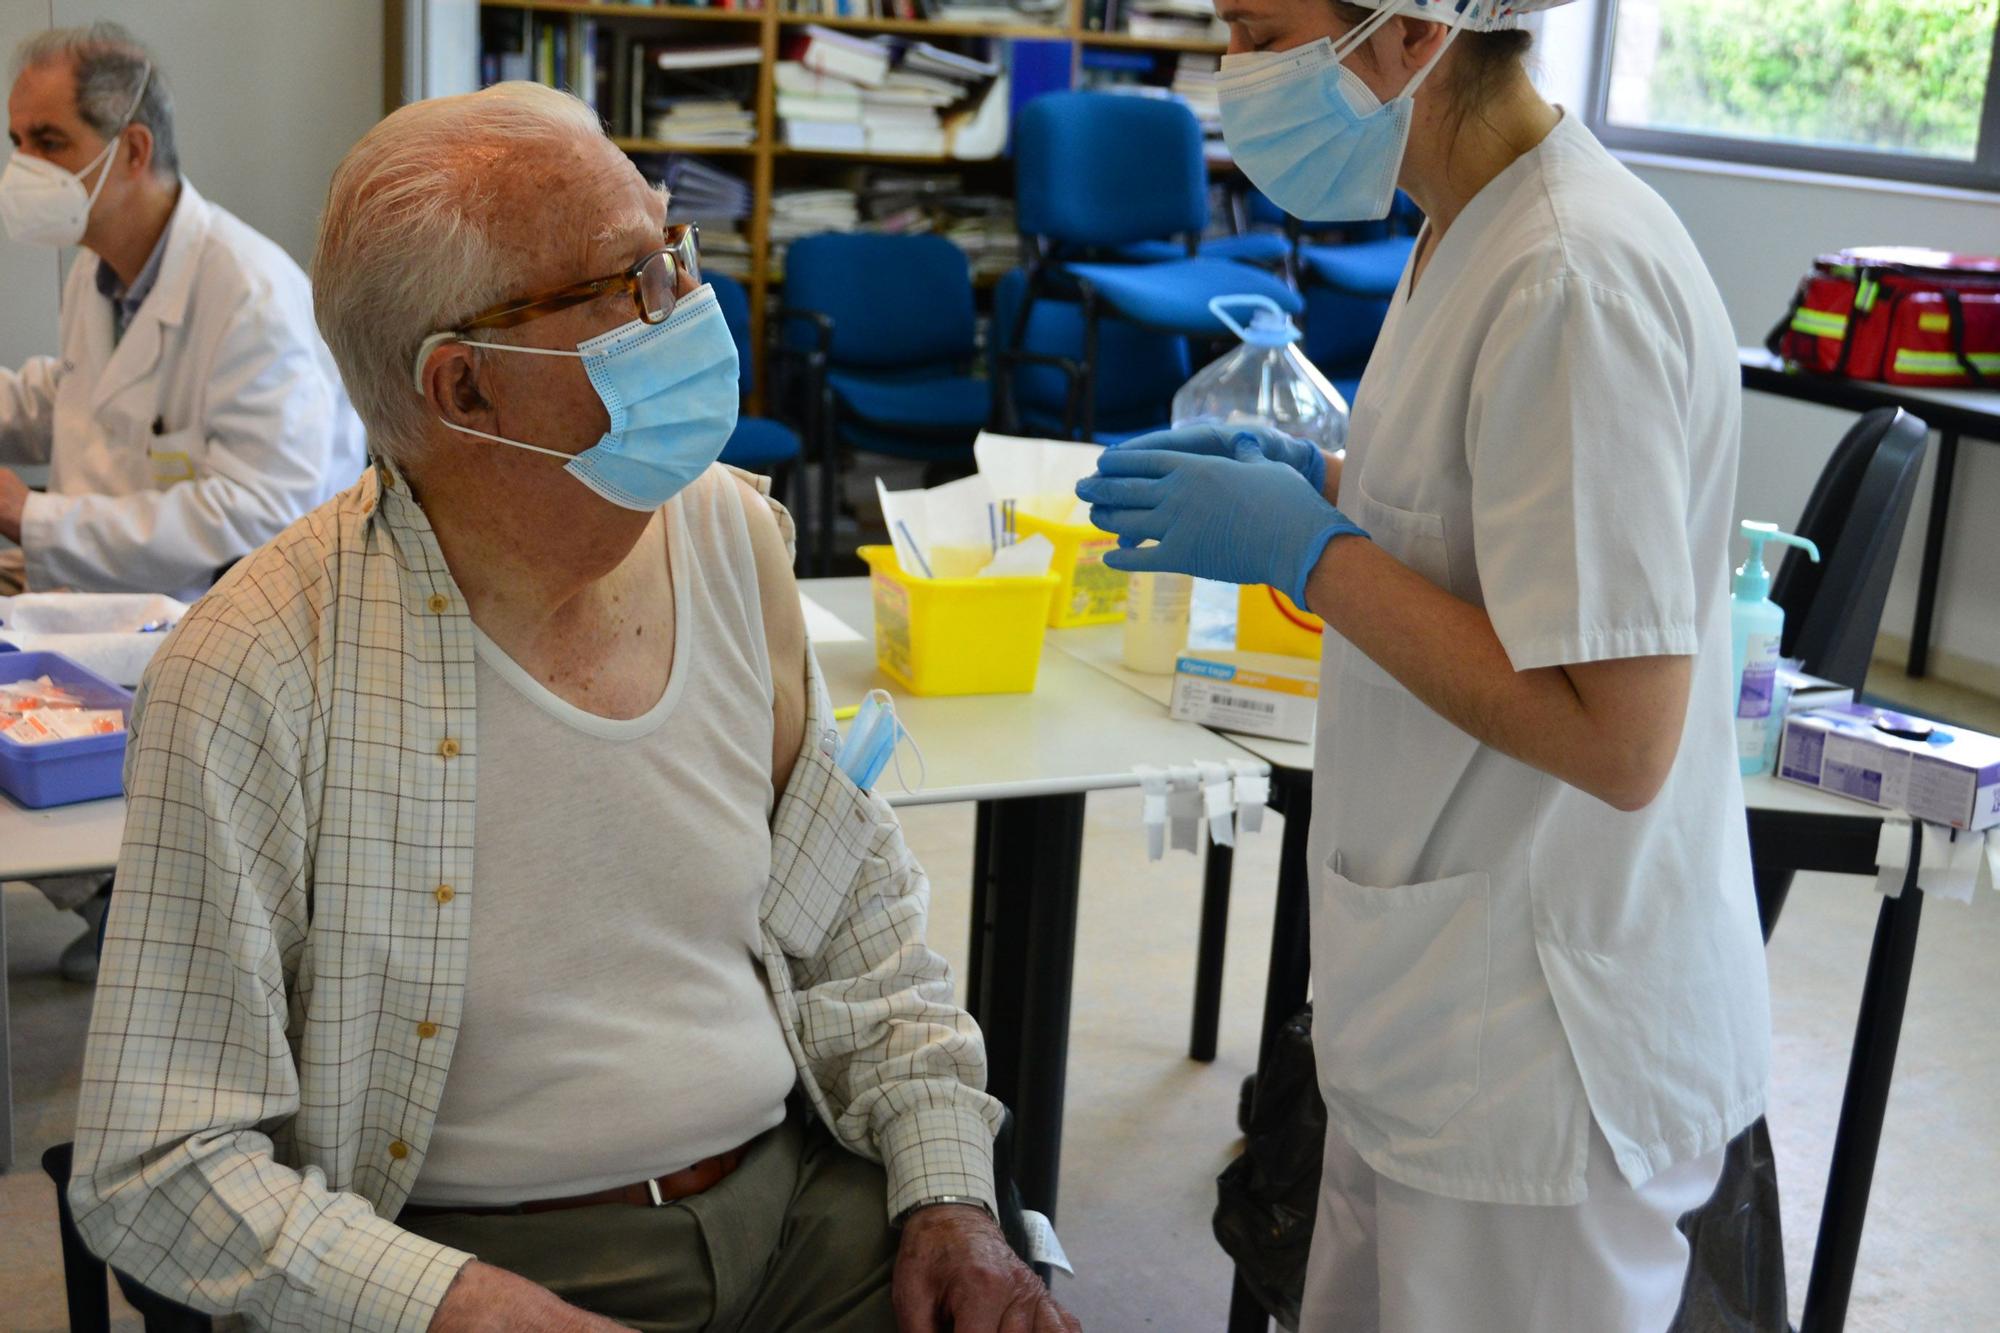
left=894, top=1195, right=995, bottom=1228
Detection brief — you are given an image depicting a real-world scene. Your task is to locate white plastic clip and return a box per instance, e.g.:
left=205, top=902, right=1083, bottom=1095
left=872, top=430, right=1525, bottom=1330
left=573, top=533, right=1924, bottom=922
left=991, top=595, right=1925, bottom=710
left=1136, top=765, right=1171, bottom=862
left=1198, top=762, right=1236, bottom=848
left=1230, top=759, right=1270, bottom=835
left=1168, top=766, right=1202, bottom=854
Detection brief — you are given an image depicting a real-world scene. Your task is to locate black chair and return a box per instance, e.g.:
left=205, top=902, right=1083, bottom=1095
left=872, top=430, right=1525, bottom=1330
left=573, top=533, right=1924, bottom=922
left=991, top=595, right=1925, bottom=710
left=1768, top=406, right=1931, bottom=694
left=43, top=1143, right=214, bottom=1333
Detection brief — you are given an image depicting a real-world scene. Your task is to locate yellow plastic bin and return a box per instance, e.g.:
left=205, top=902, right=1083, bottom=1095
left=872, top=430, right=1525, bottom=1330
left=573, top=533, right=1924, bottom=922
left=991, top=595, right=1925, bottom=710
left=1236, top=583, right=1325, bottom=660
left=860, top=546, right=1058, bottom=696
left=1012, top=509, right=1128, bottom=628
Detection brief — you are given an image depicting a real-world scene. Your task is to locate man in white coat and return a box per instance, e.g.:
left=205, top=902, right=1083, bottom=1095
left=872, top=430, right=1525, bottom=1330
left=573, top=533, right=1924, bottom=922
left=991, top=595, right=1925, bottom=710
left=0, top=23, right=364, bottom=983
left=0, top=22, right=364, bottom=601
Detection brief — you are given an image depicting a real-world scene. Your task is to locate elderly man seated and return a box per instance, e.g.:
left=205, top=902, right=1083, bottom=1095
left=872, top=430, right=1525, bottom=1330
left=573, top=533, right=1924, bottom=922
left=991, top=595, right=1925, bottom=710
left=69, top=82, right=1079, bottom=1333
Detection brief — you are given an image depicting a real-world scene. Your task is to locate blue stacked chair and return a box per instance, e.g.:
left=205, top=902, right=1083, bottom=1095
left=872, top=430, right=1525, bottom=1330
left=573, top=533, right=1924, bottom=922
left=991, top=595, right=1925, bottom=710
left=1294, top=192, right=1425, bottom=403
left=779, top=232, right=991, bottom=574
left=992, top=267, right=1189, bottom=444
left=1013, top=92, right=1303, bottom=439
left=709, top=272, right=805, bottom=502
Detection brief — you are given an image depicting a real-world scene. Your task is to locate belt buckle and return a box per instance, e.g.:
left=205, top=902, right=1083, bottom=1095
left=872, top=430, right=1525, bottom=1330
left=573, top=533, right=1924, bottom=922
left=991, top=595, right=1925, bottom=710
left=647, top=1176, right=666, bottom=1207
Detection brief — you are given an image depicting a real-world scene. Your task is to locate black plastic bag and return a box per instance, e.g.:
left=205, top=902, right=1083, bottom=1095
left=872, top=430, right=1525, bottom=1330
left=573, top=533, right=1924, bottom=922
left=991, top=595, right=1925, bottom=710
left=1214, top=1005, right=1325, bottom=1330
left=1670, top=1116, right=1792, bottom=1333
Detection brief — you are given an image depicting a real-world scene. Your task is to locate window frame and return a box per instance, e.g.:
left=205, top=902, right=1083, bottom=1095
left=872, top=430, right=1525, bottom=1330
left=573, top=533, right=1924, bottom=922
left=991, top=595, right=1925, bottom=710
left=1584, top=0, right=2000, bottom=193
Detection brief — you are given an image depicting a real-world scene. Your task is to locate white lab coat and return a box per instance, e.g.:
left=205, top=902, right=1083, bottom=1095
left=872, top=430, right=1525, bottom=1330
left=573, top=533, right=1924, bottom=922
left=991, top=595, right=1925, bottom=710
left=0, top=181, right=363, bottom=599
left=1303, top=114, right=1769, bottom=1236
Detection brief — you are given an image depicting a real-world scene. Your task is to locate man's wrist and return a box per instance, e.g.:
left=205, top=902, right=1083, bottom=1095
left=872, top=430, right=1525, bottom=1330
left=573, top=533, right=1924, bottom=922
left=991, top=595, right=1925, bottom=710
left=895, top=1196, right=995, bottom=1229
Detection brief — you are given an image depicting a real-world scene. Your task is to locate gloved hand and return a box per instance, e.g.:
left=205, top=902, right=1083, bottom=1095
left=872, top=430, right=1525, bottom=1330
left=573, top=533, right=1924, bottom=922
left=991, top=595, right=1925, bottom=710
left=1108, top=422, right=1328, bottom=495
left=1076, top=449, right=1368, bottom=608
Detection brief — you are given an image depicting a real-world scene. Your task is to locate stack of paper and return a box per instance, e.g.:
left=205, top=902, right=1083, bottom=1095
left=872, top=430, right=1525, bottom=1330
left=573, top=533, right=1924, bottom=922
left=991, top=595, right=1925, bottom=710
left=776, top=33, right=1001, bottom=159
left=769, top=187, right=863, bottom=276
left=660, top=155, right=752, bottom=221
left=648, top=99, right=756, bottom=147
left=1126, top=0, right=1227, bottom=41
left=1172, top=54, right=1227, bottom=162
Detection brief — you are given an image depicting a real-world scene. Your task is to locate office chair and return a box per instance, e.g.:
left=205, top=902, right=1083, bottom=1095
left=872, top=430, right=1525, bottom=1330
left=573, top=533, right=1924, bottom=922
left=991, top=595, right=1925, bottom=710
left=991, top=266, right=1190, bottom=444
left=1013, top=92, right=1302, bottom=439
left=709, top=272, right=807, bottom=510
left=780, top=232, right=991, bottom=575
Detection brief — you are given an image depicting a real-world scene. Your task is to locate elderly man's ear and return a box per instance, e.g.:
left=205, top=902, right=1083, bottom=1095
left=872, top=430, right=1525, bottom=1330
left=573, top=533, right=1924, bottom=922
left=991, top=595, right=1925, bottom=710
left=423, top=345, right=490, bottom=429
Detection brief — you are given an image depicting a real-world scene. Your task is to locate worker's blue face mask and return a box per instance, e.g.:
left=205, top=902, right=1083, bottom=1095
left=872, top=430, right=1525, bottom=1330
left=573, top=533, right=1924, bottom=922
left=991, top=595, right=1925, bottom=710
left=417, top=283, right=739, bottom=512
left=1218, top=6, right=1458, bottom=223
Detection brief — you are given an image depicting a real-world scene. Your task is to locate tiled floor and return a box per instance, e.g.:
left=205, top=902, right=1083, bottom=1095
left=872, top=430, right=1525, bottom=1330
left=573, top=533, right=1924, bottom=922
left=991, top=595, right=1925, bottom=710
left=3, top=662, right=1995, bottom=1331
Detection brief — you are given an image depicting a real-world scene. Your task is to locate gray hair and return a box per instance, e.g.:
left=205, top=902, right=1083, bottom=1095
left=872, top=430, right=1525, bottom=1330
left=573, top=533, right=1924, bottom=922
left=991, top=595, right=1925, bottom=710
left=12, top=22, right=177, bottom=179
left=311, top=82, right=609, bottom=465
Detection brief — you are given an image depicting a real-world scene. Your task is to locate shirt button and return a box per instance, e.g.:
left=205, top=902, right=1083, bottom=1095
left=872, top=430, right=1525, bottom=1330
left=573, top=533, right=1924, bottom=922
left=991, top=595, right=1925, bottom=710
left=438, top=737, right=460, bottom=759
left=427, top=594, right=448, bottom=614
left=388, top=1140, right=409, bottom=1161
left=434, top=884, right=455, bottom=904
left=416, top=1021, right=438, bottom=1039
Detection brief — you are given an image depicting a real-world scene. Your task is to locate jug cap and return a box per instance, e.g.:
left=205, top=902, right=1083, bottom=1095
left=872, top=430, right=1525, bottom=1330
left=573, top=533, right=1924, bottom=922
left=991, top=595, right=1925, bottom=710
left=1209, top=294, right=1300, bottom=348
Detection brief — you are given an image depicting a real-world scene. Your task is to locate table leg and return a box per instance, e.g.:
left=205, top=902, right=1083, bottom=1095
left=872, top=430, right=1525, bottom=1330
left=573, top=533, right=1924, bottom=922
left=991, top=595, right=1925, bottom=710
left=1799, top=839, right=1926, bottom=1333
left=1255, top=771, right=1315, bottom=1076
left=966, top=794, right=1087, bottom=1221
left=1, top=883, right=12, bottom=1172
left=1907, top=429, right=1959, bottom=679
left=1189, top=840, right=1234, bottom=1063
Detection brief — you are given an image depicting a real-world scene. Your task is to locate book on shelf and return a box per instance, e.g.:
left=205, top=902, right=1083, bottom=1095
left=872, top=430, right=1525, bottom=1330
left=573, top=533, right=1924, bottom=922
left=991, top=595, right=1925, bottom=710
left=652, top=44, right=763, bottom=70
left=784, top=120, right=868, bottom=151
left=777, top=91, right=863, bottom=122
left=797, top=25, right=893, bottom=87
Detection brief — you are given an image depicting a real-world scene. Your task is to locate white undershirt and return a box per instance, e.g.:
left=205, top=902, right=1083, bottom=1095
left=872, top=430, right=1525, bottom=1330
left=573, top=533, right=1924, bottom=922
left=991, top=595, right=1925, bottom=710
left=410, top=470, right=796, bottom=1206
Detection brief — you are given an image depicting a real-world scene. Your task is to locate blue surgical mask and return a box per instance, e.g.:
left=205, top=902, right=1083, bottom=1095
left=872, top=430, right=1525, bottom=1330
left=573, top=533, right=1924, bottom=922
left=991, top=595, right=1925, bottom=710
left=835, top=690, right=924, bottom=793
left=1218, top=4, right=1458, bottom=222
left=416, top=283, right=739, bottom=511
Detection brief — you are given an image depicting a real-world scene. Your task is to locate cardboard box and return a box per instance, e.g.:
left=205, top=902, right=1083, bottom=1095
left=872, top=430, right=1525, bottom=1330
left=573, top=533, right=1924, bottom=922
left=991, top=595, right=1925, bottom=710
left=1778, top=703, right=2000, bottom=831
left=1776, top=666, right=1853, bottom=715
left=1170, top=650, right=1319, bottom=744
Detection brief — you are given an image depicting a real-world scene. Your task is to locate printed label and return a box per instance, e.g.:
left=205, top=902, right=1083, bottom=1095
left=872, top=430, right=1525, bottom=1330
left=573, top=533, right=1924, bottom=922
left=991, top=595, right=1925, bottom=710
left=1779, top=726, right=1825, bottom=782
left=1069, top=539, right=1129, bottom=618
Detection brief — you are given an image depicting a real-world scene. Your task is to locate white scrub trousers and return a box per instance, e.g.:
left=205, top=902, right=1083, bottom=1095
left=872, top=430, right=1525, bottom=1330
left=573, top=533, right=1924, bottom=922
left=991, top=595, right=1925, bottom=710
left=1301, top=1120, right=1726, bottom=1333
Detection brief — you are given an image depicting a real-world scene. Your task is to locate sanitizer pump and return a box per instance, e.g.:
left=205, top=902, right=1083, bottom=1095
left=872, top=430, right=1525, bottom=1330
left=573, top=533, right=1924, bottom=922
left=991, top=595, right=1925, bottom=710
left=1730, top=521, right=1821, bottom=777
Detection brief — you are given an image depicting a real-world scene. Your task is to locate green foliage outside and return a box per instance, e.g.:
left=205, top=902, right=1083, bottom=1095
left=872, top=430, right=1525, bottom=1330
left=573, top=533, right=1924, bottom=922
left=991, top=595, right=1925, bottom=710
left=1637, top=0, right=1996, bottom=158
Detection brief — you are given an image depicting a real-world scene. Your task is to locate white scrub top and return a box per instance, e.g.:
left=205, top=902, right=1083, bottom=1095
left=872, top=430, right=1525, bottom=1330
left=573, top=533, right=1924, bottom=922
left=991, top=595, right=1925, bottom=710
left=1310, top=112, right=1769, bottom=1206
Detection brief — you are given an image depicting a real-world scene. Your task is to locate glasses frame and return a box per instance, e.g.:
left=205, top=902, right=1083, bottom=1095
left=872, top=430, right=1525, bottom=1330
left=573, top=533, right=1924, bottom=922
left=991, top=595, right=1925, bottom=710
left=459, top=223, right=700, bottom=333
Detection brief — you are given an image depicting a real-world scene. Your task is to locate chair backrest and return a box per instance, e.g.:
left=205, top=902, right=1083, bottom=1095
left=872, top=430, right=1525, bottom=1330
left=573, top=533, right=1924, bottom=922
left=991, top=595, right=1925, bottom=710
left=781, top=232, right=978, bottom=371
left=1770, top=406, right=1929, bottom=691
left=992, top=267, right=1189, bottom=432
left=1015, top=92, right=1208, bottom=249
left=707, top=271, right=755, bottom=395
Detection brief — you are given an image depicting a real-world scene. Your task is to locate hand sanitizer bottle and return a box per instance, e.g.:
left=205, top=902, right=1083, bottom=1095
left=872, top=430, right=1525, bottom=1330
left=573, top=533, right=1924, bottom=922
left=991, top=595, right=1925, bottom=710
left=1731, top=521, right=1821, bottom=777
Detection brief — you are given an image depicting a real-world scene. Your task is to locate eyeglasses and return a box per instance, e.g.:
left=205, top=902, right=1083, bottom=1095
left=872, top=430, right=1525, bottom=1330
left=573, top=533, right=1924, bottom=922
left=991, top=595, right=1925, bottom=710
left=459, top=223, right=700, bottom=333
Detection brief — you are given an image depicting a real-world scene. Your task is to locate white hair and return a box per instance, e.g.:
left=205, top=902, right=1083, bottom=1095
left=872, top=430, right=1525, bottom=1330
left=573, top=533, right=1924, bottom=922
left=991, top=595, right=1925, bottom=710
left=311, top=82, right=607, bottom=465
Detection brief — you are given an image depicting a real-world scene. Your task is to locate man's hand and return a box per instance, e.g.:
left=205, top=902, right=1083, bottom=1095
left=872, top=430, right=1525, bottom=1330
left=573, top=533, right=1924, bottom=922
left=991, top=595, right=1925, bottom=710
left=428, top=1259, right=625, bottom=1333
left=893, top=1204, right=1080, bottom=1333
left=0, top=468, right=27, bottom=544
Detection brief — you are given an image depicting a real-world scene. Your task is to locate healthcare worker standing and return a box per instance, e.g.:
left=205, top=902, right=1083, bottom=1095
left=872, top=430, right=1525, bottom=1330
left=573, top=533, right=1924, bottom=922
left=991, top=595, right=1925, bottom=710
left=1, top=23, right=364, bottom=986
left=0, top=22, right=364, bottom=602
left=1079, top=1, right=1767, bottom=1328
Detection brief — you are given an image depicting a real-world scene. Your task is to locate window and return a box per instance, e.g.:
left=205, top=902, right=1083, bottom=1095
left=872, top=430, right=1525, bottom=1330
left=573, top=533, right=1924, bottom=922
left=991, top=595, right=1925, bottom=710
left=1587, top=0, right=2000, bottom=191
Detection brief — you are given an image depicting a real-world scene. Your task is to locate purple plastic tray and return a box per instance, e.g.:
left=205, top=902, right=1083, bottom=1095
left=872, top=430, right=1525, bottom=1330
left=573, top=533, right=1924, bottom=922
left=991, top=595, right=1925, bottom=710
left=0, top=651, right=134, bottom=809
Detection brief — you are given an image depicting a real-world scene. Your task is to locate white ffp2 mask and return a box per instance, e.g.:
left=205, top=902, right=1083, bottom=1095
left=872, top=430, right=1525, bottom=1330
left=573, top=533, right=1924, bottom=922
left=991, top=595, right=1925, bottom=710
left=0, top=62, right=153, bottom=248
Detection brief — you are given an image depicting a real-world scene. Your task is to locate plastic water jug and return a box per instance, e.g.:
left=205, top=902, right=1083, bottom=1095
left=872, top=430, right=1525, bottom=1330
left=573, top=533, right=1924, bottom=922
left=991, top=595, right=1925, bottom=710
left=1171, top=295, right=1349, bottom=451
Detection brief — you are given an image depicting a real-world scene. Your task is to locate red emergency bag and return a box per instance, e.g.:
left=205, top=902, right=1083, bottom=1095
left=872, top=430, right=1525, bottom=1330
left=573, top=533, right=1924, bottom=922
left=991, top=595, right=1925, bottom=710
left=1769, top=247, right=2000, bottom=388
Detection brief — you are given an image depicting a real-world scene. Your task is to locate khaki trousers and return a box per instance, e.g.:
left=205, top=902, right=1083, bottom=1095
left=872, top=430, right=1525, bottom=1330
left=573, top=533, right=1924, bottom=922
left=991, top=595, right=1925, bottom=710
left=401, top=1111, right=898, bottom=1332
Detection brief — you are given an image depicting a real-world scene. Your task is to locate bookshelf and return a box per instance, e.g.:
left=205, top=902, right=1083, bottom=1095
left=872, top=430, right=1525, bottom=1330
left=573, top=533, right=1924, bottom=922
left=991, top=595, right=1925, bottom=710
left=462, top=0, right=1231, bottom=369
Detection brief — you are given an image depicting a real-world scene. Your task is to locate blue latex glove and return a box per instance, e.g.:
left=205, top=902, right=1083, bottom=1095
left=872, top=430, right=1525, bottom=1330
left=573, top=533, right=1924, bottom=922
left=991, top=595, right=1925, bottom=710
left=1108, top=422, right=1328, bottom=495
left=1076, top=449, right=1368, bottom=608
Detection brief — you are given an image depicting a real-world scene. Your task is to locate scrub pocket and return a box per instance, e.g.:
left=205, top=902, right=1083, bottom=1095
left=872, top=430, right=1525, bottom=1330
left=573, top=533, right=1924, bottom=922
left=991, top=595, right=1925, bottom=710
left=1311, top=855, right=1491, bottom=1139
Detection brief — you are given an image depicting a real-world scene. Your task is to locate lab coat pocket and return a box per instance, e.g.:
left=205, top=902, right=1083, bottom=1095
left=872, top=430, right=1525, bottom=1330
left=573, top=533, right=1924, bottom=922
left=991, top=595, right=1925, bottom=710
left=1347, top=483, right=1449, bottom=590
left=1311, top=856, right=1490, bottom=1139
left=146, top=426, right=204, bottom=487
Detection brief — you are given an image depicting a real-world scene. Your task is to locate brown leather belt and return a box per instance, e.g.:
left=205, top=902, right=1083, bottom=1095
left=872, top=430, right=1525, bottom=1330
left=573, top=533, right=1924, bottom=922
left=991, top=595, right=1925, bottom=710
left=400, top=1142, right=750, bottom=1219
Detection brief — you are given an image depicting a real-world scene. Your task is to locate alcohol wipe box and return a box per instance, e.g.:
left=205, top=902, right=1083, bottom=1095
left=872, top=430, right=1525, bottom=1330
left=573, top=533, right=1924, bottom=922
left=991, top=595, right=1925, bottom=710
left=1170, top=650, right=1319, bottom=744
left=1778, top=704, right=2000, bottom=831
